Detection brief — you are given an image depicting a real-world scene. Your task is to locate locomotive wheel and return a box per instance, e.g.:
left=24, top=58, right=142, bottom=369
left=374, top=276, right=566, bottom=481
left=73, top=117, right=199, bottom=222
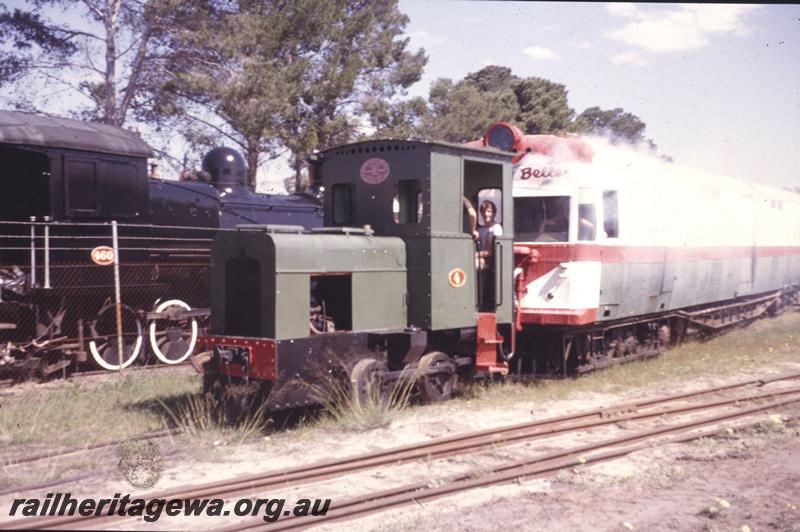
left=350, top=357, right=389, bottom=407
left=416, top=351, right=457, bottom=403
left=149, top=299, right=198, bottom=365
left=88, top=303, right=143, bottom=371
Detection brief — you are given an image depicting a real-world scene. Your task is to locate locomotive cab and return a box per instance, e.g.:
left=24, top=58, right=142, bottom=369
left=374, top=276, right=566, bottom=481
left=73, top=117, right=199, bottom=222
left=320, top=140, right=515, bottom=375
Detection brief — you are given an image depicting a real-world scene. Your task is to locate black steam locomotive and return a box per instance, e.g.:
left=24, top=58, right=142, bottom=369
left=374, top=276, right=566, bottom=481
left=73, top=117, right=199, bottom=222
left=0, top=110, right=321, bottom=376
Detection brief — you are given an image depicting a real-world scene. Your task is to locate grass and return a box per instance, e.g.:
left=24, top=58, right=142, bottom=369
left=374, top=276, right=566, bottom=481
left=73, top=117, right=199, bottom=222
left=157, top=392, right=269, bottom=447
left=0, top=311, right=797, bottom=476
left=301, top=361, right=419, bottom=432
left=0, top=369, right=200, bottom=450
left=458, top=311, right=800, bottom=407
left=0, top=368, right=195, bottom=489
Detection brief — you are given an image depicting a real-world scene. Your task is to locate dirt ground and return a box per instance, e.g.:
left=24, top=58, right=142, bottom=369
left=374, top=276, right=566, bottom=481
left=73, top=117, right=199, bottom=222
left=2, top=326, right=800, bottom=531
left=28, top=363, right=797, bottom=531
left=347, top=414, right=800, bottom=532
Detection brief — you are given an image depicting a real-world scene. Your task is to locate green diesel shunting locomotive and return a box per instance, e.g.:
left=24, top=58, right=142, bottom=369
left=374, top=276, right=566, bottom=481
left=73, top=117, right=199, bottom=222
left=197, top=139, right=514, bottom=409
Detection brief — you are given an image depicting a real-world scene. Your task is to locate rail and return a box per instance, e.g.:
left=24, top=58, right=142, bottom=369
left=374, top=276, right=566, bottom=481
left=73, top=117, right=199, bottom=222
left=7, top=371, right=799, bottom=530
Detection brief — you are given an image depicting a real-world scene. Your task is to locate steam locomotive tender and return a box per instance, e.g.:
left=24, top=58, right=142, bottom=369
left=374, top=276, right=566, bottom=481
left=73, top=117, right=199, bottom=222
left=198, top=140, right=515, bottom=409
left=0, top=110, right=321, bottom=376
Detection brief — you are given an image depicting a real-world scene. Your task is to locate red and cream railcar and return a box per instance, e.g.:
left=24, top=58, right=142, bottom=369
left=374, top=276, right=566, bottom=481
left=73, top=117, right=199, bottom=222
left=472, top=122, right=800, bottom=376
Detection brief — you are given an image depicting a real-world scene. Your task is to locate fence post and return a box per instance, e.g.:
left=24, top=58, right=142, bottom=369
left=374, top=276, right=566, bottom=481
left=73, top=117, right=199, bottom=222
left=43, top=216, right=51, bottom=289
left=112, top=221, right=124, bottom=372
left=29, top=217, right=36, bottom=288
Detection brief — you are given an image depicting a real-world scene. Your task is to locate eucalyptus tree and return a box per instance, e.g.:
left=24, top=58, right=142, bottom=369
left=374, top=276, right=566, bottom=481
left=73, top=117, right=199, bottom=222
left=0, top=0, right=177, bottom=126
left=155, top=0, right=426, bottom=190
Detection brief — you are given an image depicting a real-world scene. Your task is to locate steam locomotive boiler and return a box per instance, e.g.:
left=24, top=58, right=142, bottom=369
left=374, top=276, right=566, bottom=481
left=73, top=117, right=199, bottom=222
left=0, top=110, right=321, bottom=376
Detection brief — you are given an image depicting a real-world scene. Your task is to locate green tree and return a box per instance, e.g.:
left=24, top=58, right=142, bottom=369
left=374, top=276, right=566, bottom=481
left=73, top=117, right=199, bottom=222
left=0, top=7, right=76, bottom=85
left=411, top=65, right=660, bottom=154
left=0, top=1, right=175, bottom=126
left=414, top=65, right=574, bottom=142
left=156, top=0, right=425, bottom=190
left=514, top=77, right=574, bottom=134
left=362, top=95, right=428, bottom=140
left=418, top=78, right=516, bottom=143
left=572, top=106, right=654, bottom=147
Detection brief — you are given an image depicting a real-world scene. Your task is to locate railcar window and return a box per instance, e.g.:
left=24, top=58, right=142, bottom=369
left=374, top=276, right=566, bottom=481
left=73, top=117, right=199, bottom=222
left=66, top=160, right=98, bottom=214
left=513, top=196, right=570, bottom=242
left=578, top=204, right=596, bottom=241
left=332, top=184, right=353, bottom=225
left=393, top=179, right=423, bottom=223
left=602, top=190, right=619, bottom=238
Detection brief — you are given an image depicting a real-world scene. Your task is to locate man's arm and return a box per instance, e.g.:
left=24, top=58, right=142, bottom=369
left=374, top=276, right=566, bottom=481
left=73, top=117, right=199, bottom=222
left=463, top=197, right=478, bottom=241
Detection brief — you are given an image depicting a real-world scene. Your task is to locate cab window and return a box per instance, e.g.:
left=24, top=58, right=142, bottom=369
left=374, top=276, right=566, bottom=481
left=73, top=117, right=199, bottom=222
left=513, top=196, right=569, bottom=242
left=393, top=179, right=423, bottom=224
left=578, top=203, right=596, bottom=241
left=603, top=190, right=619, bottom=238
left=332, top=184, right=353, bottom=225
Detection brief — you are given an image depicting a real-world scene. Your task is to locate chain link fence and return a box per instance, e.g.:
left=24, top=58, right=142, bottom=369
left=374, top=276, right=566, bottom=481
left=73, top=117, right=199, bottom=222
left=0, top=219, right=230, bottom=381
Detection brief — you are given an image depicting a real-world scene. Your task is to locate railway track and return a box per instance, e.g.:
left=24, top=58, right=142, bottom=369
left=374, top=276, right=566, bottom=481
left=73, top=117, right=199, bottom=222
left=1, top=429, right=176, bottom=471
left=8, top=371, right=800, bottom=530
left=262, top=398, right=800, bottom=531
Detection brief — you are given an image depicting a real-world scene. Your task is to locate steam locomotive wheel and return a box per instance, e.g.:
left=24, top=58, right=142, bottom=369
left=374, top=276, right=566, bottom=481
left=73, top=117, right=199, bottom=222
left=350, top=357, right=389, bottom=407
left=88, top=303, right=143, bottom=371
left=149, top=299, right=198, bottom=365
left=417, top=351, right=457, bottom=403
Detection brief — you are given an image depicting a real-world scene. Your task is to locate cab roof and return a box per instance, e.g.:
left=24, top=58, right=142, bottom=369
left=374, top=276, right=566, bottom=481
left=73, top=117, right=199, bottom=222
left=0, top=110, right=152, bottom=158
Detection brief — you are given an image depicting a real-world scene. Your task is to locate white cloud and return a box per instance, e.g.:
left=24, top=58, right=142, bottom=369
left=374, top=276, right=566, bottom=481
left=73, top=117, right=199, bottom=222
left=605, top=4, right=760, bottom=53
left=568, top=40, right=591, bottom=50
left=609, top=51, right=648, bottom=66
left=606, top=3, right=638, bottom=18
left=534, top=24, right=559, bottom=33
left=523, top=46, right=559, bottom=60
left=408, top=30, right=446, bottom=48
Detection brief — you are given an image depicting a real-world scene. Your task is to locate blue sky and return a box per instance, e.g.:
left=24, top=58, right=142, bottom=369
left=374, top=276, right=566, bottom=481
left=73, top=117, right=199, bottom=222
left=399, top=1, right=800, bottom=189
left=2, top=1, right=797, bottom=191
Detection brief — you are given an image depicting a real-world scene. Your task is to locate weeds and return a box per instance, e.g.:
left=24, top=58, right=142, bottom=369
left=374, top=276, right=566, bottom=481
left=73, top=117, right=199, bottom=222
left=302, top=360, right=419, bottom=431
left=157, top=393, right=268, bottom=446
